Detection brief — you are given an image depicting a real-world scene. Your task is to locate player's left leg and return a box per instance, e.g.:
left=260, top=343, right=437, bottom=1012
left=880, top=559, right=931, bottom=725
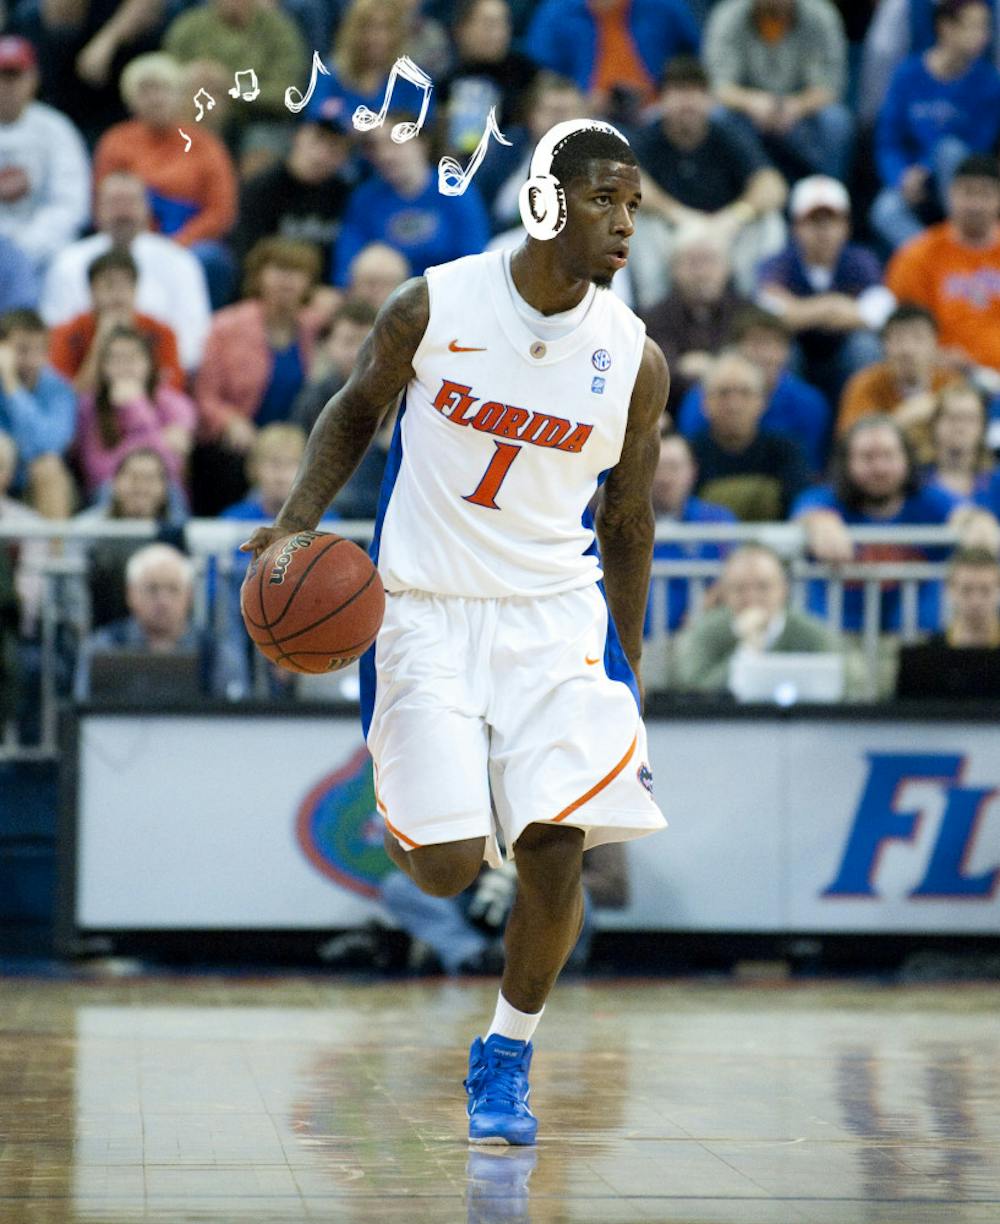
left=464, top=824, right=584, bottom=1146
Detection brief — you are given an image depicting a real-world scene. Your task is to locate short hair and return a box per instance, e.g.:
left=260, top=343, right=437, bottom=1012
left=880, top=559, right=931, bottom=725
left=728, top=305, right=789, bottom=345
left=120, top=52, right=183, bottom=108
left=330, top=298, right=378, bottom=331
left=661, top=55, right=709, bottom=91
left=115, top=446, right=168, bottom=479
left=703, top=349, right=766, bottom=396
left=659, top=429, right=695, bottom=454
left=947, top=546, right=1000, bottom=579
left=549, top=127, right=637, bottom=191
left=453, top=0, right=507, bottom=27
left=348, top=241, right=410, bottom=281
left=125, top=542, right=193, bottom=588
left=0, top=307, right=46, bottom=337
left=934, top=0, right=989, bottom=32
left=953, top=153, right=1000, bottom=184
left=243, top=238, right=322, bottom=299
left=525, top=71, right=581, bottom=115
left=832, top=415, right=919, bottom=510
left=882, top=303, right=938, bottom=336
left=723, top=541, right=789, bottom=582
left=249, top=422, right=306, bottom=469
left=88, top=248, right=139, bottom=285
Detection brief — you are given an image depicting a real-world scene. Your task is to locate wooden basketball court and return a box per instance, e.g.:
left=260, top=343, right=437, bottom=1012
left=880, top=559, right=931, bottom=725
left=1, top=975, right=998, bottom=1222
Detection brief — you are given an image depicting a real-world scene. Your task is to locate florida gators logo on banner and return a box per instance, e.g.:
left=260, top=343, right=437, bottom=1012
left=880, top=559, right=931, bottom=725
left=295, top=746, right=394, bottom=897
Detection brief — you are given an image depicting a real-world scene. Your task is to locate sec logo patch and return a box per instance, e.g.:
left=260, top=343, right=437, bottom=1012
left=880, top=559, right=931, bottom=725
left=591, top=349, right=612, bottom=372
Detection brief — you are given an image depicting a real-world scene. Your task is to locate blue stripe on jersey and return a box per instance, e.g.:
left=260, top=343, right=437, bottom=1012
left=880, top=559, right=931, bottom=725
left=583, top=469, right=641, bottom=712
left=360, top=395, right=408, bottom=739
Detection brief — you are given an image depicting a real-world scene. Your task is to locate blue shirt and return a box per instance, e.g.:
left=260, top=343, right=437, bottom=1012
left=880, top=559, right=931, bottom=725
left=677, top=370, right=831, bottom=473
left=0, top=235, right=39, bottom=313
left=976, top=468, right=1000, bottom=518
left=0, top=366, right=77, bottom=487
left=792, top=483, right=962, bottom=631
left=332, top=171, right=490, bottom=285
left=524, top=0, right=700, bottom=94
left=255, top=343, right=305, bottom=427
left=875, top=55, right=1000, bottom=188
left=645, top=496, right=738, bottom=634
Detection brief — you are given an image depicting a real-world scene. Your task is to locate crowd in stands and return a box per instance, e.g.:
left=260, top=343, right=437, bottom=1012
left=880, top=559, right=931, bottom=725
left=3, top=0, right=1000, bottom=719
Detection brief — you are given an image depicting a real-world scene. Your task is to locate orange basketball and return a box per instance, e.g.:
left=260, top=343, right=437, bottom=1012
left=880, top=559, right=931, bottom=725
left=240, top=531, right=385, bottom=673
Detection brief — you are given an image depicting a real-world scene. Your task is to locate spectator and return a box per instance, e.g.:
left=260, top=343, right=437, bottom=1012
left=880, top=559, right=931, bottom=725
left=0, top=35, right=90, bottom=272
left=0, top=428, right=48, bottom=635
left=757, top=175, right=891, bottom=406
left=474, top=72, right=587, bottom=235
left=674, top=542, right=838, bottom=692
left=0, top=309, right=76, bottom=518
left=439, top=0, right=538, bottom=154
left=216, top=423, right=339, bottom=699
left=690, top=350, right=812, bottom=520
left=646, top=432, right=737, bottom=635
left=793, top=415, right=971, bottom=631
left=920, top=380, right=994, bottom=498
left=705, top=0, right=853, bottom=182
left=838, top=305, right=960, bottom=439
left=332, top=121, right=490, bottom=285
left=163, top=0, right=307, bottom=126
left=292, top=299, right=377, bottom=435
left=232, top=116, right=355, bottom=272
left=192, top=238, right=322, bottom=516
left=941, top=546, right=1000, bottom=643
left=70, top=446, right=187, bottom=630
left=886, top=154, right=1000, bottom=375
left=41, top=172, right=211, bottom=374
left=48, top=249, right=184, bottom=394
left=871, top=0, right=1000, bottom=251
left=643, top=230, right=750, bottom=417
left=524, top=0, right=700, bottom=122
left=678, top=305, right=832, bottom=473
left=631, top=57, right=787, bottom=302
left=74, top=542, right=221, bottom=701
left=860, top=0, right=1000, bottom=123
left=304, top=0, right=432, bottom=129
left=0, top=234, right=38, bottom=314
left=74, top=326, right=196, bottom=499
left=345, top=242, right=411, bottom=311
left=93, top=53, right=238, bottom=308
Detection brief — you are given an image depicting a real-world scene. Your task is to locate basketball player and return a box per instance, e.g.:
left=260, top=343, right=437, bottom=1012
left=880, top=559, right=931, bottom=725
left=243, top=119, right=669, bottom=1145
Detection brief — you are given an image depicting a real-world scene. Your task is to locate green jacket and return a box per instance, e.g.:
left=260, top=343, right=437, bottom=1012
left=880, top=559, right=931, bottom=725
left=675, top=605, right=839, bottom=692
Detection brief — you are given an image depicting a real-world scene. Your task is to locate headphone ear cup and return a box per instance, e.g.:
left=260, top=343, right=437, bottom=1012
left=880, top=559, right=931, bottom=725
left=518, top=174, right=567, bottom=241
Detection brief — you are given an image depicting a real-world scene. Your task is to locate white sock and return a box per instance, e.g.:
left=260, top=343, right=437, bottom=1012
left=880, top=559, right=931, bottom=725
left=486, top=991, right=543, bottom=1044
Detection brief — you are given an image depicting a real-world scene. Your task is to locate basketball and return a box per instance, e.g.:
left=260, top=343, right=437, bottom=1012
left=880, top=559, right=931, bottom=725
left=240, top=531, right=385, bottom=673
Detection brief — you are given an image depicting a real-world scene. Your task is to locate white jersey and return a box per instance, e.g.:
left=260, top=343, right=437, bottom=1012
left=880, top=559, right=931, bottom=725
left=372, top=249, right=647, bottom=598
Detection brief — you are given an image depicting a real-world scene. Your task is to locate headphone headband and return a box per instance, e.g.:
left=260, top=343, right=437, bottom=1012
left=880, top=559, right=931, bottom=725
left=528, top=118, right=630, bottom=182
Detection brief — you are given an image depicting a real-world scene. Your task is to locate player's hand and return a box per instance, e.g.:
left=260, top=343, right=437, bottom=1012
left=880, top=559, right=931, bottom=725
left=240, top=525, right=294, bottom=559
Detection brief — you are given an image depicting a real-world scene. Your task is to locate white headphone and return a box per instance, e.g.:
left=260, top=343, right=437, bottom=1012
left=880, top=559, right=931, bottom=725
left=518, top=118, right=631, bottom=242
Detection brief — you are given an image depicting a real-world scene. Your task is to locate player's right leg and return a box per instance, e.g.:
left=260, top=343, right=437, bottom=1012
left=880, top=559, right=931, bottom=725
left=382, top=830, right=485, bottom=898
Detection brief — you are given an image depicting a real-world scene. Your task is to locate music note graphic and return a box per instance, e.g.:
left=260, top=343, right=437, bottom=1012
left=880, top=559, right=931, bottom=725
left=285, top=50, right=330, bottom=115
left=352, top=56, right=432, bottom=143
left=178, top=129, right=192, bottom=153
left=437, top=106, right=511, bottom=197
left=228, top=69, right=260, bottom=103
left=192, top=88, right=216, bottom=123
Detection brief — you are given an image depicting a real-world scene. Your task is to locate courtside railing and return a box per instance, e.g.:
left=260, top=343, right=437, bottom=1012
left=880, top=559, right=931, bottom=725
left=0, top=519, right=967, bottom=761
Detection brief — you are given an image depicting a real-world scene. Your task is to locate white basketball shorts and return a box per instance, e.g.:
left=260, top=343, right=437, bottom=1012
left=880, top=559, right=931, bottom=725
left=362, top=584, right=666, bottom=867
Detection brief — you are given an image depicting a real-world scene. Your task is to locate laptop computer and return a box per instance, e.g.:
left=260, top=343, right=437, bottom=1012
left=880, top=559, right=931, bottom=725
left=88, top=650, right=204, bottom=705
left=896, top=642, right=1000, bottom=700
left=728, top=652, right=846, bottom=704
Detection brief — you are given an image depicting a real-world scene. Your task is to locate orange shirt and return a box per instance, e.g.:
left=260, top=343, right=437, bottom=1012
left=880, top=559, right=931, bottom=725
left=93, top=120, right=237, bottom=246
left=837, top=361, right=958, bottom=436
left=591, top=0, right=655, bottom=105
left=49, top=312, right=184, bottom=390
left=885, top=223, right=1000, bottom=371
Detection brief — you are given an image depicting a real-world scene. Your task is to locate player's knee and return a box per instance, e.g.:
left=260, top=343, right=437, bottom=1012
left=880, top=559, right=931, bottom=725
left=409, top=840, right=484, bottom=898
left=514, top=824, right=584, bottom=907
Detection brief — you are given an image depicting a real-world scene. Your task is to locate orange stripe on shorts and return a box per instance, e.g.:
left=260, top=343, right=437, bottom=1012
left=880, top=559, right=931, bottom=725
left=551, top=733, right=638, bottom=824
left=373, top=761, right=423, bottom=848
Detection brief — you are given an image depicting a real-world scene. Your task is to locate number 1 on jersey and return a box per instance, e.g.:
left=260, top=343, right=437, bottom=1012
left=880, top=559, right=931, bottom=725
left=463, top=442, right=521, bottom=510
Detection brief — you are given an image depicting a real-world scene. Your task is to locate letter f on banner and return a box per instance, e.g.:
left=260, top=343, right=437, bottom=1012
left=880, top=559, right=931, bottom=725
left=823, top=753, right=963, bottom=897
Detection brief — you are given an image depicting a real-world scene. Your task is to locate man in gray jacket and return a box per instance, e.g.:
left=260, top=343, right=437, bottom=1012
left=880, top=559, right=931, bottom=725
left=704, top=0, right=854, bottom=182
left=675, top=540, right=838, bottom=691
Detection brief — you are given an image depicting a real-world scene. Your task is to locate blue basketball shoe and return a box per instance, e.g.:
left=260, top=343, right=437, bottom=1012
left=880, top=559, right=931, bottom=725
left=464, top=1034, right=538, bottom=1145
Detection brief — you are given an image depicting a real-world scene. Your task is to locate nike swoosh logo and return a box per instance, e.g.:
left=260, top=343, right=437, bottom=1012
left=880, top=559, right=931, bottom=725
left=449, top=339, right=487, bottom=352
left=585, top=655, right=600, bottom=666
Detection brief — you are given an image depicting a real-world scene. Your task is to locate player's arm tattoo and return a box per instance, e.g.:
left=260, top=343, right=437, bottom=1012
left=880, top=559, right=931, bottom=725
left=274, top=277, right=430, bottom=532
left=595, top=337, right=669, bottom=683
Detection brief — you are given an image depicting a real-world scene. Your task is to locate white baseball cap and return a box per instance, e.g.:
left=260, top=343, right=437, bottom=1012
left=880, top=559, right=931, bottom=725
left=790, top=175, right=851, bottom=219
